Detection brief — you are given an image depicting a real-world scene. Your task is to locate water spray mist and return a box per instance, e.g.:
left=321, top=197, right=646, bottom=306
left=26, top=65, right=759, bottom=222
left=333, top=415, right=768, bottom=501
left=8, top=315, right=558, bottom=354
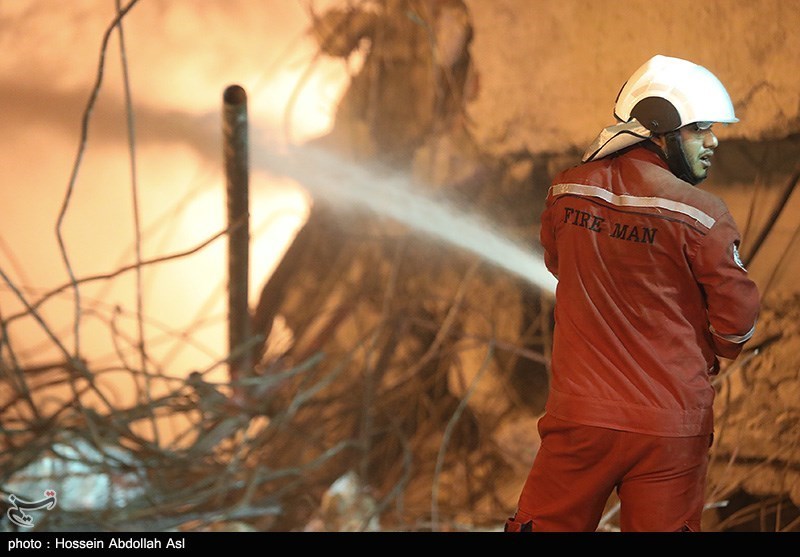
left=251, top=134, right=558, bottom=297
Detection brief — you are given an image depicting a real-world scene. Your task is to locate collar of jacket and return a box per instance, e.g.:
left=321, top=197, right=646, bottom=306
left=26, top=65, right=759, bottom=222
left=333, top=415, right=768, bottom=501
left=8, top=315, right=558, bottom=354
left=608, top=141, right=671, bottom=170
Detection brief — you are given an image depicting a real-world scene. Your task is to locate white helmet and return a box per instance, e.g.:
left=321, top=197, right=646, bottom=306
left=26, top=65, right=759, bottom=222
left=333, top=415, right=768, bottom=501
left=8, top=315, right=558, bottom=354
left=583, top=55, right=738, bottom=162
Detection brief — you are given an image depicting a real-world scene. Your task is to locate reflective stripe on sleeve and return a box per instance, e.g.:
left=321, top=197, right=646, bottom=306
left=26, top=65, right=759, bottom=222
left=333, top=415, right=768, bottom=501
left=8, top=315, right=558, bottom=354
left=710, top=323, right=756, bottom=344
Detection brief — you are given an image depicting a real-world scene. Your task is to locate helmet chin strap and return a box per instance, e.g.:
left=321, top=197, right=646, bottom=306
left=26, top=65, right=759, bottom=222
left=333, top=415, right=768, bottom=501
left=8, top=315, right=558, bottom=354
left=663, top=131, right=703, bottom=185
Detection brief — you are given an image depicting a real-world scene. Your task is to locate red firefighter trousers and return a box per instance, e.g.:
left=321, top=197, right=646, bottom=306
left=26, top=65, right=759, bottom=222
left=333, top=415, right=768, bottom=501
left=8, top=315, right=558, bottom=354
left=509, top=414, right=712, bottom=532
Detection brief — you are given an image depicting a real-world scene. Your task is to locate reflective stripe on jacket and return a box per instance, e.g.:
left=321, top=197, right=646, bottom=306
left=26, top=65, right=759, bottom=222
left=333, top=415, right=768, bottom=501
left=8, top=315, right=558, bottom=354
left=540, top=144, right=760, bottom=437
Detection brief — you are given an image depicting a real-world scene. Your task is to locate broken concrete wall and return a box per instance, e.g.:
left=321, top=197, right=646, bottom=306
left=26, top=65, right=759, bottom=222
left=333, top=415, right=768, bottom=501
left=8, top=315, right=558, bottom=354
left=464, top=0, right=800, bottom=156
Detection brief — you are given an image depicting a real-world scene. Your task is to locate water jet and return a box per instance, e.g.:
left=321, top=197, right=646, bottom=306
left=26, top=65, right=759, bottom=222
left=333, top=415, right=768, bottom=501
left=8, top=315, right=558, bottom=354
left=252, top=136, right=558, bottom=297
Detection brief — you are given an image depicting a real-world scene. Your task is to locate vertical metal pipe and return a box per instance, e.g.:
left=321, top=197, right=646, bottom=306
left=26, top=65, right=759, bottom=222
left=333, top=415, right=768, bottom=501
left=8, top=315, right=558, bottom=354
left=223, top=84, right=251, bottom=382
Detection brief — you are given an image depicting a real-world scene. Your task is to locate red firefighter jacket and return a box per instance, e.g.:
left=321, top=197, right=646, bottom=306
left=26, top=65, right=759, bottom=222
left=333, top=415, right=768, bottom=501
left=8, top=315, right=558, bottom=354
left=540, top=144, right=760, bottom=437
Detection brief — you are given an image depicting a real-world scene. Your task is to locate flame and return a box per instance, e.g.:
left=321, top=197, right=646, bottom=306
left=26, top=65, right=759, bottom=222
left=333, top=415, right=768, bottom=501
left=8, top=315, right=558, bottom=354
left=0, top=1, right=349, bottom=380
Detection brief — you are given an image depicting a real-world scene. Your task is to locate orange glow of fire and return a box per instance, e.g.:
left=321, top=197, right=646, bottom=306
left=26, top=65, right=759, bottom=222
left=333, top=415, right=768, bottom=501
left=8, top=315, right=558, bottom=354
left=0, top=1, right=350, bottom=386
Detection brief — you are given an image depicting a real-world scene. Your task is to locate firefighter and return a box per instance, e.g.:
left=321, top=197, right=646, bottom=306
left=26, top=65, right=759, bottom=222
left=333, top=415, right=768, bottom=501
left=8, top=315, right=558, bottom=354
left=506, top=55, right=760, bottom=532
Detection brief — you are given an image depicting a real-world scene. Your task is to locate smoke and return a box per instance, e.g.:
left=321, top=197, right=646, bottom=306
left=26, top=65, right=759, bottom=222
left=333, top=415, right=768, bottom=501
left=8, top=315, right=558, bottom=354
left=0, top=0, right=342, bottom=374
left=0, top=0, right=556, bottom=379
